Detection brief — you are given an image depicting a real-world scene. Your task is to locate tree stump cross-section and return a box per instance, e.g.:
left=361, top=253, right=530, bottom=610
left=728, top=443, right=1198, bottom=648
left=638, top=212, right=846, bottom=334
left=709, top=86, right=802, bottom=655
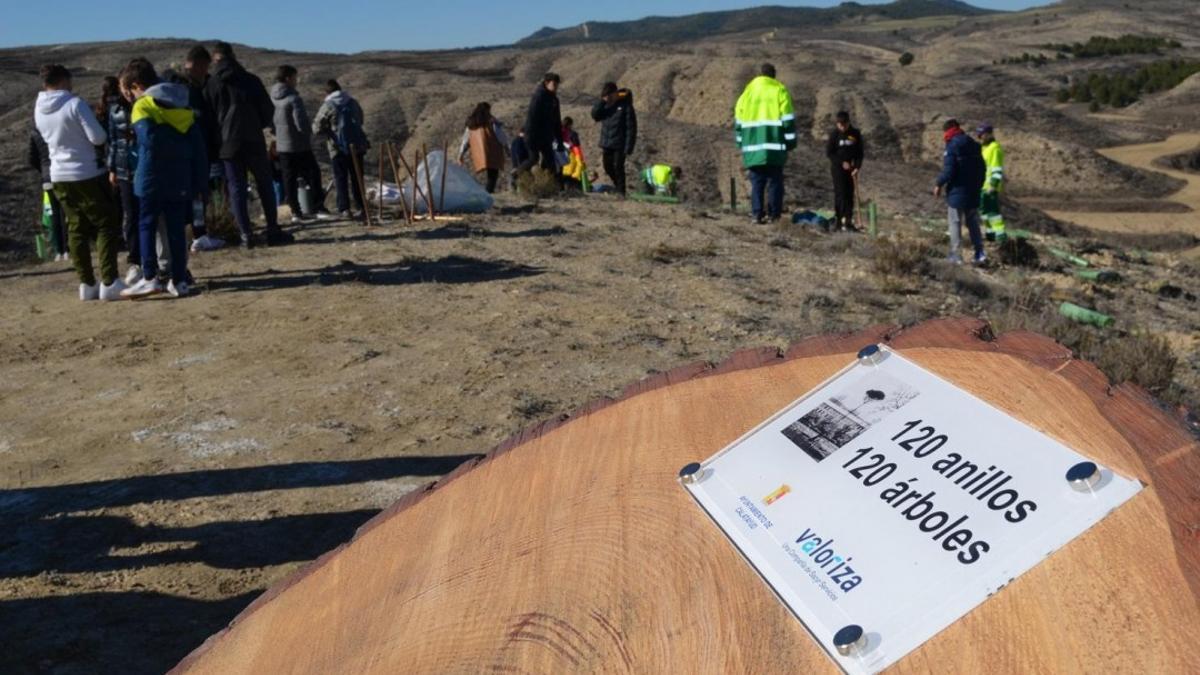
left=172, top=318, right=1200, bottom=674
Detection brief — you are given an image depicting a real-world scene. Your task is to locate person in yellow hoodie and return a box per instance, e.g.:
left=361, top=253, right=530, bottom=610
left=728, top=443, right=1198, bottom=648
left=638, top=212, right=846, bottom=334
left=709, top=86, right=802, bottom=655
left=119, top=58, right=208, bottom=299
left=976, top=123, right=1007, bottom=242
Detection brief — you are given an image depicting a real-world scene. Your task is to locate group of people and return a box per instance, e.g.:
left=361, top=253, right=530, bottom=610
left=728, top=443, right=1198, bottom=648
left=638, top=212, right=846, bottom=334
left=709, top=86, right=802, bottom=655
left=733, top=62, right=1007, bottom=263
left=31, top=49, right=1011, bottom=303
left=456, top=72, right=652, bottom=197
left=29, top=42, right=375, bottom=301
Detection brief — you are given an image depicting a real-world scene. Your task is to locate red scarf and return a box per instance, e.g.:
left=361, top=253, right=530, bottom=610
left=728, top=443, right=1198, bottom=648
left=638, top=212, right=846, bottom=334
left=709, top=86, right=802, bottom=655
left=943, top=126, right=963, bottom=143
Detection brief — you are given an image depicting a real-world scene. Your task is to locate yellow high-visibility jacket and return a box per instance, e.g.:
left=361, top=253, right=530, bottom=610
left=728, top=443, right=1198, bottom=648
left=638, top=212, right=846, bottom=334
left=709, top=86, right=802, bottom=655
left=734, top=76, right=797, bottom=168
left=981, top=139, right=1005, bottom=192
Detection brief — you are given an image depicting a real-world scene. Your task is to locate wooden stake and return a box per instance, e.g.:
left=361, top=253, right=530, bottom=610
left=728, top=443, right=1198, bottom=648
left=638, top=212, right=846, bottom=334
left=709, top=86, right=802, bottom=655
left=385, top=142, right=412, bottom=225
left=350, top=144, right=372, bottom=227
left=415, top=148, right=436, bottom=220
left=398, top=148, right=434, bottom=220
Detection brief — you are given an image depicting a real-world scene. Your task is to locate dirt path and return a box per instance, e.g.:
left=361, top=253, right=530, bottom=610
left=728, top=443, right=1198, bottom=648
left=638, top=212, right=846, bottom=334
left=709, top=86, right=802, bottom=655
left=1046, top=132, right=1200, bottom=255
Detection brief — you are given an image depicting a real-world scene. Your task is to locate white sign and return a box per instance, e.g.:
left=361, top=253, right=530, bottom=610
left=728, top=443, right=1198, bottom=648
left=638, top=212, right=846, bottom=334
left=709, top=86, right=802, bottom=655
left=681, top=347, right=1141, bottom=674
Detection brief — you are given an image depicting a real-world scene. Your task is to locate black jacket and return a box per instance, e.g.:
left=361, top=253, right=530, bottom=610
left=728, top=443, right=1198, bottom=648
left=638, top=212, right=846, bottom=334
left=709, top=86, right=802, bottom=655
left=591, top=88, right=637, bottom=155
left=825, top=124, right=864, bottom=169
left=523, top=84, right=561, bottom=148
left=106, top=102, right=135, bottom=181
left=167, top=69, right=219, bottom=162
left=203, top=58, right=274, bottom=159
left=826, top=125, right=864, bottom=169
left=28, top=124, right=51, bottom=183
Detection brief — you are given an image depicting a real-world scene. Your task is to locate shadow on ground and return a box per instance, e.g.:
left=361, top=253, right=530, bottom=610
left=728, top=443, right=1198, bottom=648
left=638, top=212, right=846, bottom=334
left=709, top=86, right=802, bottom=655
left=205, top=254, right=545, bottom=292
left=0, top=454, right=481, bottom=674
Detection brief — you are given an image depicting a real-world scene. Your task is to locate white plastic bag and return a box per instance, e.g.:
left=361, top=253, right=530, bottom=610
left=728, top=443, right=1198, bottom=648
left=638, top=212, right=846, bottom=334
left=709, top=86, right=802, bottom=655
left=401, top=150, right=494, bottom=214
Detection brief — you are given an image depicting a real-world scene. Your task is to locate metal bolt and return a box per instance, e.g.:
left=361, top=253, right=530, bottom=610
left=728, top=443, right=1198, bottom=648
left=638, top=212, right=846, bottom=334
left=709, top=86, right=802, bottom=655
left=833, top=624, right=866, bottom=656
left=857, top=344, right=883, bottom=365
left=1066, top=461, right=1101, bottom=492
left=679, top=462, right=703, bottom=485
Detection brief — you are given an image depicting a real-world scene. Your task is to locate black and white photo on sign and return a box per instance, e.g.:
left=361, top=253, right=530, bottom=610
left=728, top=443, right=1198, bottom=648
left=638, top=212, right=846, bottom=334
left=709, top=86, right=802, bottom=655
left=781, top=371, right=920, bottom=462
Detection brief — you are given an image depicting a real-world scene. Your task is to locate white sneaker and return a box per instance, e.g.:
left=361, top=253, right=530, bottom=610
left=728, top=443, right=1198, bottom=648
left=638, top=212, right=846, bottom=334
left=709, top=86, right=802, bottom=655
left=99, top=279, right=128, bottom=301
left=57, top=253, right=70, bottom=262
left=314, top=212, right=335, bottom=221
left=191, top=235, right=226, bottom=252
left=124, top=266, right=143, bottom=285
left=79, top=283, right=99, bottom=301
left=167, top=280, right=190, bottom=298
left=121, top=277, right=164, bottom=298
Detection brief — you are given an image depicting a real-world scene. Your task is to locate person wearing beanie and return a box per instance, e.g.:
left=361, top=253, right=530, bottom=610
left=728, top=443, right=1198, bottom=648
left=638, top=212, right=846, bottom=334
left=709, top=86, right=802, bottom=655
left=976, top=123, right=1007, bottom=242
left=591, top=81, right=637, bottom=196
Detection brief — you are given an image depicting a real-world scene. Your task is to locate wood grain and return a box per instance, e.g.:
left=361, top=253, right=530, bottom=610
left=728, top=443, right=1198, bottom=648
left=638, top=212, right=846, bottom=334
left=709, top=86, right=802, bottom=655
left=172, top=318, right=1200, bottom=674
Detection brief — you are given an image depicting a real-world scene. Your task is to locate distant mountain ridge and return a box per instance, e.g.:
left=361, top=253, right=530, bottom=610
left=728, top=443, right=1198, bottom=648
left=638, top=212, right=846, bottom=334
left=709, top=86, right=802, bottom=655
left=519, top=0, right=997, bottom=46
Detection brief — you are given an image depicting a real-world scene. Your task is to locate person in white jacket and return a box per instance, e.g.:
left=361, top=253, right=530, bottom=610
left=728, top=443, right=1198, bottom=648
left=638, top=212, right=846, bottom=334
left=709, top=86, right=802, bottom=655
left=33, top=64, right=126, bottom=301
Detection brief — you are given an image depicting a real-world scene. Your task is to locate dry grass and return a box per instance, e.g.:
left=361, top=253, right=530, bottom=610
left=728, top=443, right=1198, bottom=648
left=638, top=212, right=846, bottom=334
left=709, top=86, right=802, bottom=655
left=516, top=169, right=561, bottom=200
left=872, top=235, right=934, bottom=278
left=638, top=241, right=718, bottom=263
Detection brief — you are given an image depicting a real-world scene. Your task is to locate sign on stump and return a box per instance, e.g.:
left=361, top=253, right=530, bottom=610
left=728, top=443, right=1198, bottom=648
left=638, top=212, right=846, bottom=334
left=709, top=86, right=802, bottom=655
left=681, top=346, right=1141, bottom=674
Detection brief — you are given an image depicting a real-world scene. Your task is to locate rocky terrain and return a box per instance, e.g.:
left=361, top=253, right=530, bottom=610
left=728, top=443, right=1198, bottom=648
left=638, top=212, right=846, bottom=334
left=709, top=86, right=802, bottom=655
left=1, top=0, right=1198, bottom=672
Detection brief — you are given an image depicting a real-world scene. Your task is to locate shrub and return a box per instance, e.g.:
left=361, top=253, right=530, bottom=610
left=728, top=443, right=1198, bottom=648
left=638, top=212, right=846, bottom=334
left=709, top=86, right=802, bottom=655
left=899, top=52, right=914, bottom=66
left=516, top=168, right=560, bottom=199
left=1059, top=59, right=1200, bottom=108
left=1044, top=35, right=1182, bottom=59
left=872, top=236, right=932, bottom=277
left=998, top=238, right=1039, bottom=267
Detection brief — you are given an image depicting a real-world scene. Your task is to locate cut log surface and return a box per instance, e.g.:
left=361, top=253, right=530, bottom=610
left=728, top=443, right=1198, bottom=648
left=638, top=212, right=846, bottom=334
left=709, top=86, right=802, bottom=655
left=173, top=318, right=1200, bottom=674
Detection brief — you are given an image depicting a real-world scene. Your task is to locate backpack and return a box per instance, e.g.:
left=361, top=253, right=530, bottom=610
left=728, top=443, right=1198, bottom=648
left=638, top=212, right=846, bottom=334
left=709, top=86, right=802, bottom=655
left=334, top=101, right=368, bottom=154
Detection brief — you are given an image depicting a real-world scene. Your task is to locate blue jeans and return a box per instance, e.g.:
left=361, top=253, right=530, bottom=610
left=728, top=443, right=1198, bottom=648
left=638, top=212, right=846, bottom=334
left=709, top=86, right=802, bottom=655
left=948, top=207, right=985, bottom=259
left=223, top=144, right=279, bottom=241
left=138, top=197, right=190, bottom=283
left=748, top=165, right=783, bottom=220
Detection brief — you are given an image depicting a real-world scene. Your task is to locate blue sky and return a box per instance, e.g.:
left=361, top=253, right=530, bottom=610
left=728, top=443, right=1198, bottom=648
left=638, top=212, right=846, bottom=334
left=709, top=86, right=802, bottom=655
left=0, top=1, right=1053, bottom=53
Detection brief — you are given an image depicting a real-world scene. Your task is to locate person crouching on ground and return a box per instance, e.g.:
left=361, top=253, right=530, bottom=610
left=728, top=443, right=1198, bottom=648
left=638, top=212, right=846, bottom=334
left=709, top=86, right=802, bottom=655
left=641, top=164, right=679, bottom=197
left=120, top=59, right=208, bottom=299
left=826, top=110, right=864, bottom=231
left=933, top=118, right=987, bottom=265
left=457, top=102, right=509, bottom=194
left=33, top=64, right=127, bottom=301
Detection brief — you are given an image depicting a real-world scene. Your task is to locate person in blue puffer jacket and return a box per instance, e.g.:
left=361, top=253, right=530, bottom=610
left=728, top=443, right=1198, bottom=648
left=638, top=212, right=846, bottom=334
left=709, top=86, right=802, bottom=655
left=106, top=83, right=140, bottom=276
left=118, top=59, right=208, bottom=299
left=933, top=118, right=987, bottom=265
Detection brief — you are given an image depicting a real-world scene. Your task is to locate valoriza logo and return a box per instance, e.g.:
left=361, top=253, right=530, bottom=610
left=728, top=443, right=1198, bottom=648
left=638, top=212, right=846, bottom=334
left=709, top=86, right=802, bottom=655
left=763, top=484, right=791, bottom=505
left=795, top=527, right=863, bottom=593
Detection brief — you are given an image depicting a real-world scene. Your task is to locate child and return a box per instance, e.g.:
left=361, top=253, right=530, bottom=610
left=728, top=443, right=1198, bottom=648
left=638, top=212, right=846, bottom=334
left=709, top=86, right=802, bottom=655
left=33, top=64, right=126, bottom=300
left=119, top=58, right=207, bottom=299
left=106, top=78, right=141, bottom=283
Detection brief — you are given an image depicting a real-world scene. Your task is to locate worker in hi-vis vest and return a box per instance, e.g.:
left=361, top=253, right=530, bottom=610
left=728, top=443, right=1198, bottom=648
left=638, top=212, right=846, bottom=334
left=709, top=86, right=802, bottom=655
left=976, top=123, right=1007, bottom=241
left=734, top=62, right=796, bottom=224
left=641, top=163, right=679, bottom=196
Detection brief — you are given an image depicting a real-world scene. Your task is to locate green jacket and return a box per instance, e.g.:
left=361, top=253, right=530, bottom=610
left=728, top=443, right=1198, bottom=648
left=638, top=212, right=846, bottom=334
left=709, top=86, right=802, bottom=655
left=734, top=75, right=797, bottom=168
